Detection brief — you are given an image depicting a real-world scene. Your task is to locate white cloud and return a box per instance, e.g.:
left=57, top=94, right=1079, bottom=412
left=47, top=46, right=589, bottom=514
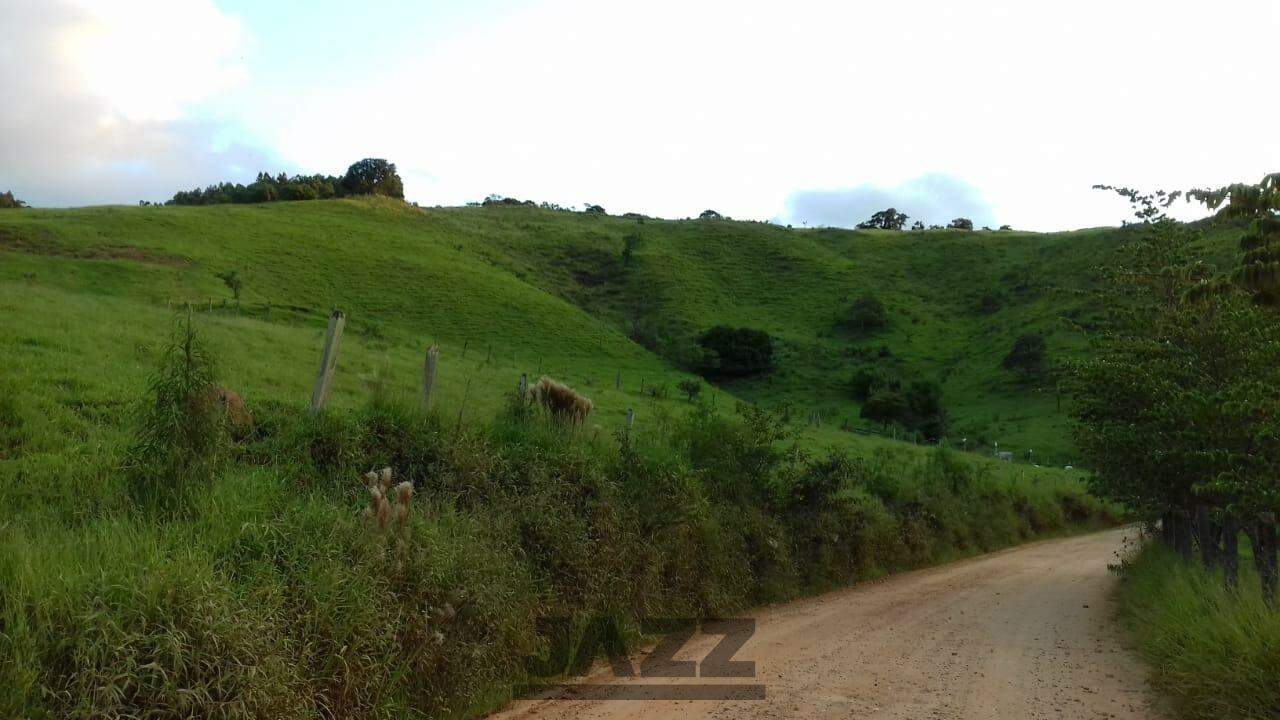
left=62, top=0, right=247, bottom=122
left=5, top=0, right=1279, bottom=225
left=240, top=0, right=1279, bottom=229
left=782, top=175, right=997, bottom=229
left=0, top=0, right=265, bottom=206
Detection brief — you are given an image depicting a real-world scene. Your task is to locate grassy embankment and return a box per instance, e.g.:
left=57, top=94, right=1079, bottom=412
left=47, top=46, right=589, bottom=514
left=1117, top=543, right=1280, bottom=720
left=0, top=199, right=1126, bottom=717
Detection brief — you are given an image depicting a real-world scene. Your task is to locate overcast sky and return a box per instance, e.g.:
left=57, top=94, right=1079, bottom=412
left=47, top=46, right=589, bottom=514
left=2, top=0, right=1278, bottom=230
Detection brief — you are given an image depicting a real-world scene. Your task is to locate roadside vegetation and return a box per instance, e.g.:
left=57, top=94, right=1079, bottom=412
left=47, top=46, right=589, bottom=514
left=0, top=311, right=1116, bottom=717
left=1071, top=175, right=1280, bottom=719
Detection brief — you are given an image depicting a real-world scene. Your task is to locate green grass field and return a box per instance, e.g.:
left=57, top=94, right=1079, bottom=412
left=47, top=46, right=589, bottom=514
left=0, top=197, right=1239, bottom=465
left=0, top=197, right=1231, bottom=717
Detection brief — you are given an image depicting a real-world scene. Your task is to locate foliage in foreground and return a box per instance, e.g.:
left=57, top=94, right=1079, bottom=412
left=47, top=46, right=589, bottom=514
left=1117, top=543, right=1280, bottom=720
left=0, top=357, right=1115, bottom=718
left=1069, top=182, right=1280, bottom=597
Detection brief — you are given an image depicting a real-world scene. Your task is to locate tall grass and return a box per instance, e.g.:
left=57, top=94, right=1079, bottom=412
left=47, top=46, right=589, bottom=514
left=1117, top=543, right=1280, bottom=720
left=0, top=383, right=1118, bottom=718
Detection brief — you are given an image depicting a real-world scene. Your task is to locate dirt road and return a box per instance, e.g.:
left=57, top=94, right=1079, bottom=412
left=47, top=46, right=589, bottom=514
left=491, top=528, right=1157, bottom=720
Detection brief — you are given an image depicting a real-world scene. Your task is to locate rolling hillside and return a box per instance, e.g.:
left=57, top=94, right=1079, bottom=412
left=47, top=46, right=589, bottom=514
left=0, top=197, right=1242, bottom=465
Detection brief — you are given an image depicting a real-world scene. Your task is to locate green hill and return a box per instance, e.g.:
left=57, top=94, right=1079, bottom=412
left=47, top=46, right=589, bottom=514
left=0, top=197, right=1240, bottom=465
left=0, top=196, right=1182, bottom=717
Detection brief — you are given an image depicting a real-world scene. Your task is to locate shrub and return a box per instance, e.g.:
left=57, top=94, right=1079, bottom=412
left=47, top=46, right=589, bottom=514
left=696, top=326, right=774, bottom=378
left=949, top=217, right=974, bottom=230
left=123, top=313, right=226, bottom=514
left=860, top=388, right=908, bottom=428
left=849, top=364, right=896, bottom=401
left=677, top=379, right=702, bottom=401
left=845, top=293, right=888, bottom=333
left=1002, top=333, right=1047, bottom=376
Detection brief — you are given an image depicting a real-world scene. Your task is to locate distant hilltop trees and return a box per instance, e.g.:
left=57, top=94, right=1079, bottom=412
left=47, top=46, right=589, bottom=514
left=167, top=158, right=404, bottom=206
left=0, top=190, right=27, bottom=209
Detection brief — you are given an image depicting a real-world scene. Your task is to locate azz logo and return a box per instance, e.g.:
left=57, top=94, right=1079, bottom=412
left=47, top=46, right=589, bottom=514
left=520, top=617, right=764, bottom=701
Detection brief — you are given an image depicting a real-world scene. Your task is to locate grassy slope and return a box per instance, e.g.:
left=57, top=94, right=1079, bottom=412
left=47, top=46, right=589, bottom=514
left=0, top=198, right=1143, bottom=717
left=0, top=198, right=1240, bottom=465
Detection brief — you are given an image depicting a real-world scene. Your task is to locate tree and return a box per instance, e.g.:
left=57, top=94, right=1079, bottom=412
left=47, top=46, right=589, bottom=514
left=1070, top=187, right=1280, bottom=593
left=342, top=158, right=405, bottom=199
left=583, top=204, right=606, bottom=214
left=699, top=209, right=724, bottom=220
left=849, top=364, right=895, bottom=401
left=215, top=270, right=244, bottom=308
left=621, top=233, right=641, bottom=266
left=948, top=217, right=974, bottom=231
left=998, top=224, right=1012, bottom=231
left=677, top=379, right=702, bottom=401
left=1002, top=334, right=1046, bottom=376
left=1186, top=173, right=1280, bottom=304
left=696, top=326, right=774, bottom=378
left=845, top=293, right=888, bottom=333
left=0, top=190, right=26, bottom=209
left=857, top=208, right=909, bottom=231
left=910, top=220, right=925, bottom=231
left=860, top=388, right=907, bottom=429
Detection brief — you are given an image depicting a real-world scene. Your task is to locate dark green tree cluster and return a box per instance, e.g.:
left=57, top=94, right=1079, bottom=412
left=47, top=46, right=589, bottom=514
left=695, top=326, right=774, bottom=378
left=168, top=159, right=404, bottom=206
left=857, top=208, right=909, bottom=230
left=843, top=292, right=888, bottom=333
left=1070, top=180, right=1280, bottom=598
left=0, top=190, right=26, bottom=208
left=1001, top=334, right=1046, bottom=377
left=851, top=365, right=947, bottom=439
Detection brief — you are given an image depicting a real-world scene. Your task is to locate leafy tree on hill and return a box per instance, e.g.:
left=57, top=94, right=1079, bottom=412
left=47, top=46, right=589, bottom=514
left=1002, top=334, right=1046, bottom=376
left=677, top=378, right=702, bottom=401
left=850, top=364, right=896, bottom=401
left=910, top=220, right=925, bottom=231
left=860, top=388, right=907, bottom=429
left=699, top=209, right=724, bottom=220
left=621, top=232, right=641, bottom=266
left=948, top=217, right=974, bottom=230
left=0, top=190, right=26, bottom=208
left=696, top=326, right=774, bottom=378
left=857, top=208, right=909, bottom=231
left=583, top=204, right=606, bottom=214
left=844, top=293, right=888, bottom=333
left=342, top=158, right=404, bottom=199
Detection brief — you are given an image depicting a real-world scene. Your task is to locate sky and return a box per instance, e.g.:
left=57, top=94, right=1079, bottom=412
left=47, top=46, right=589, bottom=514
left=2, top=0, right=1278, bottom=230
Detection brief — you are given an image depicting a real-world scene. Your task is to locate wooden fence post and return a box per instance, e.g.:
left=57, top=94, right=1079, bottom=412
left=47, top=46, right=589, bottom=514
left=423, top=344, right=440, bottom=409
left=518, top=373, right=528, bottom=398
left=615, top=371, right=621, bottom=389
left=1223, top=513, right=1240, bottom=589
left=626, top=408, right=635, bottom=431
left=310, top=310, right=345, bottom=413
